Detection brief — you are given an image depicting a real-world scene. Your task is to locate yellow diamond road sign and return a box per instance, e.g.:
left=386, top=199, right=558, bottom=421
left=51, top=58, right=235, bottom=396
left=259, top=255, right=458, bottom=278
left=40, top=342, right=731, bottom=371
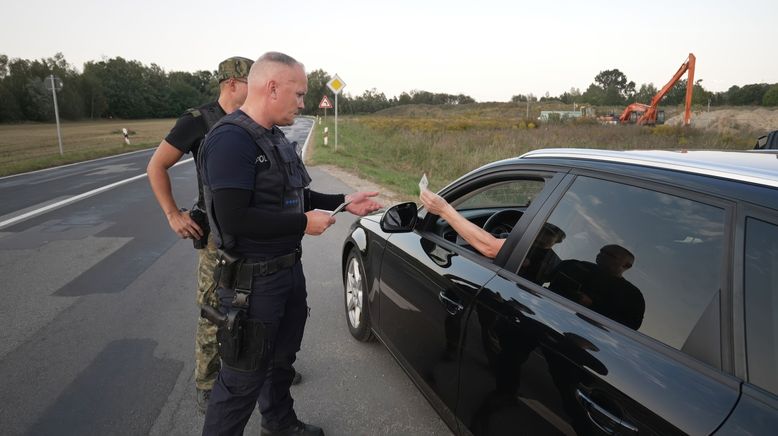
left=327, top=74, right=346, bottom=95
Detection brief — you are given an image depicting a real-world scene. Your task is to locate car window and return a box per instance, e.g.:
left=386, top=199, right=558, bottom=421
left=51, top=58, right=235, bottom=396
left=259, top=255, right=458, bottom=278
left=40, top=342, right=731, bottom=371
left=454, top=180, right=545, bottom=210
left=744, top=217, right=778, bottom=396
left=517, top=175, right=726, bottom=355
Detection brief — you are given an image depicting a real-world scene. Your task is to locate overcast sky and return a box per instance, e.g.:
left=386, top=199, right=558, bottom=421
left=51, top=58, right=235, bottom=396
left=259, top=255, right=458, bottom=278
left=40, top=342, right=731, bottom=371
left=3, top=0, right=777, bottom=102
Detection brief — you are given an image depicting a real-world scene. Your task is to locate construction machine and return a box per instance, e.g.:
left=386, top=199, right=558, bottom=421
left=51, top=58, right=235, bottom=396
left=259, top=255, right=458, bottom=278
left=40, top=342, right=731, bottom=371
left=620, top=53, right=696, bottom=126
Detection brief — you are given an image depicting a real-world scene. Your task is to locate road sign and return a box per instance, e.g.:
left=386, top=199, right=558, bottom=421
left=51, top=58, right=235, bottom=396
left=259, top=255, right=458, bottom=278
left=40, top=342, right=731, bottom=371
left=319, top=95, right=333, bottom=109
left=326, top=74, right=346, bottom=95
left=44, top=75, right=63, bottom=92
left=326, top=74, right=346, bottom=151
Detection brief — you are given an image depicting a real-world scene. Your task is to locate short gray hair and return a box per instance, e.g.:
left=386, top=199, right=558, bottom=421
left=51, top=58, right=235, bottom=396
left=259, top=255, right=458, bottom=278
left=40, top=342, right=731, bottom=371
left=257, top=51, right=299, bottom=67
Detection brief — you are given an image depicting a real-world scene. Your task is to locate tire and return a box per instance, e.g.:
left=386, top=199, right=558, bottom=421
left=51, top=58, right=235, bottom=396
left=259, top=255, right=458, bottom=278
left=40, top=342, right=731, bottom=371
left=344, top=248, right=374, bottom=342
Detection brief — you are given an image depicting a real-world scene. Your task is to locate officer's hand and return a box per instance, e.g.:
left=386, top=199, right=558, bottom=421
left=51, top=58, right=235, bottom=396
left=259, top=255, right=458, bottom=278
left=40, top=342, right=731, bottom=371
left=167, top=209, right=203, bottom=240
left=345, top=191, right=382, bottom=216
left=304, top=210, right=336, bottom=235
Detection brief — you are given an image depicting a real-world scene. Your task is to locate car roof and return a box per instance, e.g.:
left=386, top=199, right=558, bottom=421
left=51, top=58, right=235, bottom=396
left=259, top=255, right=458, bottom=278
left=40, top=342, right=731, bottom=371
left=519, top=148, right=778, bottom=189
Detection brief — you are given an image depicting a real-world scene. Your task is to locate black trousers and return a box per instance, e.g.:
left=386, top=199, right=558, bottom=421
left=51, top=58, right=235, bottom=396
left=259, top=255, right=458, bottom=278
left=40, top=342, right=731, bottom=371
left=202, top=262, right=308, bottom=436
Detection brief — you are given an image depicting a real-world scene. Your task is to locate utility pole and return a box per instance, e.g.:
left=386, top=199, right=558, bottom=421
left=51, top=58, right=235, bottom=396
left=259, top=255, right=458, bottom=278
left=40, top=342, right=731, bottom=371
left=45, top=75, right=64, bottom=156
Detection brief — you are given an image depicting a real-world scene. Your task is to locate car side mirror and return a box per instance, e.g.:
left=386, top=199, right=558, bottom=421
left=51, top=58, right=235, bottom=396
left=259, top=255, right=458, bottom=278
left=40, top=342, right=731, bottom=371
left=380, top=202, right=418, bottom=233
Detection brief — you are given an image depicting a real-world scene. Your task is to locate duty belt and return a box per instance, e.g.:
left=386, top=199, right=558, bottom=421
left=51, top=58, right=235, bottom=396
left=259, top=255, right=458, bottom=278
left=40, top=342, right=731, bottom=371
left=224, top=247, right=302, bottom=325
left=244, top=247, right=302, bottom=277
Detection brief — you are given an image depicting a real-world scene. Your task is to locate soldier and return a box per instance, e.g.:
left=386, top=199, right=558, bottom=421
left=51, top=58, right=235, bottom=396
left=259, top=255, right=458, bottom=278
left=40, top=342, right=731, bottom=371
left=148, top=56, right=299, bottom=414
left=199, top=52, right=380, bottom=436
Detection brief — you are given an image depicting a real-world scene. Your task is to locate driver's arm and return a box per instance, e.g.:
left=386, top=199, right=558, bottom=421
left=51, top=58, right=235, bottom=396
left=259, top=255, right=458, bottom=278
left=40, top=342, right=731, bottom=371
left=420, top=190, right=505, bottom=258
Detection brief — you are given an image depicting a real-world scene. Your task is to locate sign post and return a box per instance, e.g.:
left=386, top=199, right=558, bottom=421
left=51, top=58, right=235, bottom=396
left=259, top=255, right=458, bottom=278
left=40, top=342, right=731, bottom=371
left=326, top=74, right=346, bottom=151
left=45, top=75, right=64, bottom=156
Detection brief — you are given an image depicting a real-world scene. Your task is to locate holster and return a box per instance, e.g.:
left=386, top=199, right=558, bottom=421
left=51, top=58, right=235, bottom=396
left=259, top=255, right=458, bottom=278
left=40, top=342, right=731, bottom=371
left=217, top=317, right=269, bottom=371
left=213, top=249, right=244, bottom=289
left=208, top=248, right=301, bottom=371
left=189, top=203, right=211, bottom=249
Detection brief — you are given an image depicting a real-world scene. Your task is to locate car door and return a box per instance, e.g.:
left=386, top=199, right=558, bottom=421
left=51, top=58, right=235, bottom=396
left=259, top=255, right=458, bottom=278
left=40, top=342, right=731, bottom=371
left=377, top=171, right=558, bottom=431
left=456, top=172, right=742, bottom=435
left=716, top=205, right=778, bottom=433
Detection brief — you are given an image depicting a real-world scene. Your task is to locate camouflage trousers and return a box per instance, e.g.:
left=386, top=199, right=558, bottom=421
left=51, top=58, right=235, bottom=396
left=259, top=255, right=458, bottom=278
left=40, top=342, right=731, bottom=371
left=195, top=235, right=220, bottom=391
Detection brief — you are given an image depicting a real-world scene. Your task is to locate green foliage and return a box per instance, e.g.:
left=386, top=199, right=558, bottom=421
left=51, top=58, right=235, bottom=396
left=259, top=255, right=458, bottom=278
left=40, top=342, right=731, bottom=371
left=510, top=94, right=537, bottom=103
left=582, top=83, right=605, bottom=105
left=1, top=52, right=776, bottom=123
left=592, top=69, right=635, bottom=105
left=634, top=83, right=658, bottom=104
left=763, top=85, right=778, bottom=106
left=726, top=83, right=772, bottom=105
left=0, top=53, right=217, bottom=122
left=558, top=88, right=581, bottom=104
left=304, top=69, right=332, bottom=114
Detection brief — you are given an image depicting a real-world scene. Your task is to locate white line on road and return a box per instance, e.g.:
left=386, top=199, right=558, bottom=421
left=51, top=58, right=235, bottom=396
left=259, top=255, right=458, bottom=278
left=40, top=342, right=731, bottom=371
left=0, top=158, right=193, bottom=230
left=0, top=118, right=315, bottom=230
left=0, top=148, right=155, bottom=181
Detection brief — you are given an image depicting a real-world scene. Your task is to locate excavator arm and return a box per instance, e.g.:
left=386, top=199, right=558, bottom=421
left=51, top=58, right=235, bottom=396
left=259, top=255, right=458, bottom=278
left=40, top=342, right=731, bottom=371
left=639, top=53, right=695, bottom=126
left=620, top=53, right=696, bottom=126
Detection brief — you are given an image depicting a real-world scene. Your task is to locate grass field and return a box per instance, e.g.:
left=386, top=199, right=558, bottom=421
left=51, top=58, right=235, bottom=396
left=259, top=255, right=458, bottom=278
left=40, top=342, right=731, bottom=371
left=0, top=118, right=175, bottom=176
left=309, top=103, right=761, bottom=196
left=0, top=103, right=763, bottom=190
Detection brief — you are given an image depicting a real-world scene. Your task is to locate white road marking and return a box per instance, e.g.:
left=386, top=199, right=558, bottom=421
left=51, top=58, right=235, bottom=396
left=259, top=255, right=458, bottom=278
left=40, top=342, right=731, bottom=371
left=0, top=158, right=193, bottom=230
left=1, top=118, right=314, bottom=230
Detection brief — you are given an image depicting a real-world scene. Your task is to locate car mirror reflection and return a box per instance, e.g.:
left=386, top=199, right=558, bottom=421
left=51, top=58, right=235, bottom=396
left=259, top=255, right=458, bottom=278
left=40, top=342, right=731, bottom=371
left=380, top=202, right=418, bottom=233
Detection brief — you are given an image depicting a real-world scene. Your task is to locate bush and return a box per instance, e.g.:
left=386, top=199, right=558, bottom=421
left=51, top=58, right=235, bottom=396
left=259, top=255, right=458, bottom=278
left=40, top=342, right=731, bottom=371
left=763, top=85, right=778, bottom=106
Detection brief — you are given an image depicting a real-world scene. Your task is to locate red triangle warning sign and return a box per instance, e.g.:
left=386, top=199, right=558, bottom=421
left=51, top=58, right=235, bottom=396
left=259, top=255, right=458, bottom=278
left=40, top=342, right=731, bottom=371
left=318, top=95, right=333, bottom=109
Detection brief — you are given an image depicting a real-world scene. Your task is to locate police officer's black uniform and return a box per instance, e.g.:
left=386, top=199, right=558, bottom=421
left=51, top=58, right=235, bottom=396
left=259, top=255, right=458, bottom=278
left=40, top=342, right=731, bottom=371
left=200, top=110, right=338, bottom=436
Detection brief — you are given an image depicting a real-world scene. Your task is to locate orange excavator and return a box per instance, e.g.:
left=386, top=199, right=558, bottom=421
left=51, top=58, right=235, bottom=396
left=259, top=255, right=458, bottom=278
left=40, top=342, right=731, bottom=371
left=619, top=53, right=696, bottom=126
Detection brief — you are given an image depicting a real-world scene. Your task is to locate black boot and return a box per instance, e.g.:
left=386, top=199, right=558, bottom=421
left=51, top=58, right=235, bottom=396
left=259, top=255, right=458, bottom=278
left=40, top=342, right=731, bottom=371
left=260, top=420, right=324, bottom=436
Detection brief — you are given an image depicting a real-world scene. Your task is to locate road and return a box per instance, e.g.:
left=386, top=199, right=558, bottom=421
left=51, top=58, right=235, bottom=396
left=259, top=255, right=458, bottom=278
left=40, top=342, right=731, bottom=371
left=0, top=117, right=450, bottom=435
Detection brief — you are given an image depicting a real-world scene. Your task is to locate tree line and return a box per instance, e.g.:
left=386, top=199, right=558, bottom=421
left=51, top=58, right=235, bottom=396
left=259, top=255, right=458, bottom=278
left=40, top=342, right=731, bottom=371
left=0, top=53, right=219, bottom=122
left=512, top=69, right=778, bottom=108
left=2, top=53, right=776, bottom=124
left=0, top=53, right=475, bottom=123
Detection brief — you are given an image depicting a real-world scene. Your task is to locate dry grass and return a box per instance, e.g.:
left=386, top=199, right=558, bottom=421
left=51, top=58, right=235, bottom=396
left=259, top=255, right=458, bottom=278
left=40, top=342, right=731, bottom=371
left=0, top=118, right=175, bottom=176
left=310, top=104, right=762, bottom=196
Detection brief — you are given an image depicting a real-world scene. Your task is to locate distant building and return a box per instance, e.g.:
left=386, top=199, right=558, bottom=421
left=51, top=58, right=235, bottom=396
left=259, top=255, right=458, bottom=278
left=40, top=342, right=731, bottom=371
left=538, top=110, right=583, bottom=122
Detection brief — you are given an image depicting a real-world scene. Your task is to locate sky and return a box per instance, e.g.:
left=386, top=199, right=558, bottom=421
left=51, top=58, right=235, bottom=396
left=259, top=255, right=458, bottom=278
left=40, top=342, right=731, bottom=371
left=3, top=0, right=778, bottom=102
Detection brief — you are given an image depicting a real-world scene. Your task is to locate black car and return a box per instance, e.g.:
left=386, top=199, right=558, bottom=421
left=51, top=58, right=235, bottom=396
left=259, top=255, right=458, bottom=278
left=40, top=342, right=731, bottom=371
left=340, top=148, right=778, bottom=436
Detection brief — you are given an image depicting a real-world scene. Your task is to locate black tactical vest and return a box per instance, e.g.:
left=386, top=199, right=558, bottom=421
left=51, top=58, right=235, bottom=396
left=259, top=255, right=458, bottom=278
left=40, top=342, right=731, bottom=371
left=188, top=102, right=226, bottom=209
left=200, top=111, right=312, bottom=251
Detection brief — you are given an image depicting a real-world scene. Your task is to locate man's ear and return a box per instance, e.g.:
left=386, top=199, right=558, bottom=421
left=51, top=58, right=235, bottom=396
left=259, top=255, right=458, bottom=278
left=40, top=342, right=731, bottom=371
left=267, top=80, right=277, bottom=99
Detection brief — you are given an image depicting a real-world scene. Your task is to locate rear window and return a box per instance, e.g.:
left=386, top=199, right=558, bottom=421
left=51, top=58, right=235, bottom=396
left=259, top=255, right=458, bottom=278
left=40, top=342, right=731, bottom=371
left=518, top=176, right=726, bottom=364
left=744, top=217, right=778, bottom=395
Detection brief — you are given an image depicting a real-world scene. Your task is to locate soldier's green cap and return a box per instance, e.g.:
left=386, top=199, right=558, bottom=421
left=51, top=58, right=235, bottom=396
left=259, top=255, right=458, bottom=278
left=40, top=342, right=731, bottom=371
left=217, top=56, right=254, bottom=82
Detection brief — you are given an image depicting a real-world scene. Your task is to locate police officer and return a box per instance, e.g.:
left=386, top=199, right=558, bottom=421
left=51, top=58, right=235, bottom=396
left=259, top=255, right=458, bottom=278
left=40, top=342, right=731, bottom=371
left=200, top=52, right=380, bottom=436
left=148, top=56, right=276, bottom=413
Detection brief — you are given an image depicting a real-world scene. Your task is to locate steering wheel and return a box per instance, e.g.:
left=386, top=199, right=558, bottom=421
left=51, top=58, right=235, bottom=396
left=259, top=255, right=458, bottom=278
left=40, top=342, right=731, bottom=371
left=483, top=210, right=523, bottom=237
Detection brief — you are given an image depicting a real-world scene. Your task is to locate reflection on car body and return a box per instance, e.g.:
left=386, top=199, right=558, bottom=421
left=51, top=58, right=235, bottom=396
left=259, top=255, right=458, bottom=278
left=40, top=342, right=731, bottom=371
left=341, top=148, right=778, bottom=435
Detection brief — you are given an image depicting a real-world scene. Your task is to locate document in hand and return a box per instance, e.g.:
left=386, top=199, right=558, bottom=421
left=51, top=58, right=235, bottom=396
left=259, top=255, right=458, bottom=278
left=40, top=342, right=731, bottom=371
left=330, top=201, right=351, bottom=216
left=419, top=173, right=429, bottom=192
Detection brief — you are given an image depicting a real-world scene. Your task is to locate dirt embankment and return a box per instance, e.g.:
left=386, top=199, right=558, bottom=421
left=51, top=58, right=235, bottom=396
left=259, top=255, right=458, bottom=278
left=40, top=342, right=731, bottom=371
left=666, top=108, right=778, bottom=134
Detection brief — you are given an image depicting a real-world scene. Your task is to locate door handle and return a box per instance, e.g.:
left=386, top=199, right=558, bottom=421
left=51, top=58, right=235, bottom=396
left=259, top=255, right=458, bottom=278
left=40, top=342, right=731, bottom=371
left=438, top=291, right=464, bottom=315
left=575, top=389, right=638, bottom=436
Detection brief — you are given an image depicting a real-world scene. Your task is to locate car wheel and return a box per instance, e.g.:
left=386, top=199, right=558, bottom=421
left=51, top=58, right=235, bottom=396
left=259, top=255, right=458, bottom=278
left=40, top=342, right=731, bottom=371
left=344, top=248, right=374, bottom=342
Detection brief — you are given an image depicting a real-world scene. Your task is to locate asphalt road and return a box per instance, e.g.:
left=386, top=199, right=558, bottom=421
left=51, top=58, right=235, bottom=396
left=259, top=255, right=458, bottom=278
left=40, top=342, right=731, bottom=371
left=0, top=117, right=450, bottom=435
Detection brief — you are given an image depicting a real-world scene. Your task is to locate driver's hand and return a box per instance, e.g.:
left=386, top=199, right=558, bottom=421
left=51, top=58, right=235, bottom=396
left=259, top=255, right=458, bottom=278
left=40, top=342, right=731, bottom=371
left=420, top=189, right=452, bottom=216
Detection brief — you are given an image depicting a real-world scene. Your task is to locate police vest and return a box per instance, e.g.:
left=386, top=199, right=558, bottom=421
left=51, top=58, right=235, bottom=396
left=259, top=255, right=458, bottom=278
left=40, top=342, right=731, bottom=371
left=201, top=111, right=312, bottom=250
